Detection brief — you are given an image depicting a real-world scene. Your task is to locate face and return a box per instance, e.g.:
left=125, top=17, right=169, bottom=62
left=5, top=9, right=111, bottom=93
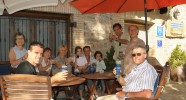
left=15, top=35, right=24, bottom=46
left=113, top=26, right=122, bottom=36
left=43, top=50, right=51, bottom=59
left=128, top=26, right=138, bottom=39
left=59, top=47, right=67, bottom=57
left=28, top=45, right=43, bottom=65
left=84, top=48, right=91, bottom=56
left=132, top=48, right=146, bottom=65
left=96, top=54, right=102, bottom=60
left=76, top=49, right=82, bottom=56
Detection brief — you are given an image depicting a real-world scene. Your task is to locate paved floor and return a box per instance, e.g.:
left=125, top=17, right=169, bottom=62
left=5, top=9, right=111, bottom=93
left=55, top=81, right=186, bottom=100
left=160, top=81, right=186, bottom=100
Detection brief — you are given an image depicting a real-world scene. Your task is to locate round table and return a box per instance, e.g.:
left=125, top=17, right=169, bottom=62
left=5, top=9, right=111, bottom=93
left=52, top=76, right=85, bottom=99
left=79, top=72, right=116, bottom=100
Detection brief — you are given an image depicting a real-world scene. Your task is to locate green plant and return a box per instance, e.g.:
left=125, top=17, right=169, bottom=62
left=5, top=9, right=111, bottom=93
left=168, top=45, right=186, bottom=69
left=104, top=46, right=116, bottom=71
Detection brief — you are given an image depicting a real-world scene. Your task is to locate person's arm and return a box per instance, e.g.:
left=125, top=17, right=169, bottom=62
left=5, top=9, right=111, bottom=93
left=113, top=68, right=126, bottom=86
left=127, top=90, right=152, bottom=98
left=38, top=63, right=52, bottom=72
left=9, top=48, right=23, bottom=67
left=101, top=60, right=106, bottom=70
left=116, top=90, right=152, bottom=98
left=117, top=38, right=129, bottom=45
left=50, top=71, right=68, bottom=85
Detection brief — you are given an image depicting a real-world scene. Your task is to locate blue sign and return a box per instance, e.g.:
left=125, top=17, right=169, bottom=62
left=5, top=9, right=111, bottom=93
left=157, top=26, right=163, bottom=37
left=157, top=40, right=162, bottom=47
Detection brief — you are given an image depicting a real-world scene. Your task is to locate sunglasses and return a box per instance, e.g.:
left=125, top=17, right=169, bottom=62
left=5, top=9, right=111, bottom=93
left=131, top=53, right=142, bottom=57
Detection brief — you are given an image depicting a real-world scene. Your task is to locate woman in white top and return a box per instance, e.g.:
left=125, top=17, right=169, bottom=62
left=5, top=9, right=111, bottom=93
left=37, top=47, right=53, bottom=75
left=9, top=33, right=27, bottom=71
left=73, top=46, right=88, bottom=74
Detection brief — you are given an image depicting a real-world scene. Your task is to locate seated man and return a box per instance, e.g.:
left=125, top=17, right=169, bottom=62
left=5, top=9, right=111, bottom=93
left=97, top=45, right=158, bottom=100
left=16, top=41, right=68, bottom=85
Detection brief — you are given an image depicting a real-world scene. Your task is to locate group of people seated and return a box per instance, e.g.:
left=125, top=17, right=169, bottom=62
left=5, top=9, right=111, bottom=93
left=9, top=32, right=106, bottom=100
left=8, top=23, right=158, bottom=100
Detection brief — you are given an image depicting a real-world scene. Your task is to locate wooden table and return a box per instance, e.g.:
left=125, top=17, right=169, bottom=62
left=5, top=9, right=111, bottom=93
left=52, top=76, right=85, bottom=99
left=79, top=72, right=116, bottom=100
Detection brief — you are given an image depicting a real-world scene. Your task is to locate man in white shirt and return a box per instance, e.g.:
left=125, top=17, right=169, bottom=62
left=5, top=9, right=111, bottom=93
left=109, top=23, right=130, bottom=60
left=97, top=45, right=157, bottom=100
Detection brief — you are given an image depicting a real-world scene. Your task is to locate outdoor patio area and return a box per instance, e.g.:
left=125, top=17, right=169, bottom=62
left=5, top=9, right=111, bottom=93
left=1, top=1, right=186, bottom=100
left=160, top=81, right=186, bottom=100
left=54, top=80, right=186, bottom=100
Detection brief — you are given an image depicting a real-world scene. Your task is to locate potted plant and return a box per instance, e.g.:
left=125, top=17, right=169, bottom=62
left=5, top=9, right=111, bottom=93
left=168, top=45, right=186, bottom=82
left=104, top=46, right=116, bottom=71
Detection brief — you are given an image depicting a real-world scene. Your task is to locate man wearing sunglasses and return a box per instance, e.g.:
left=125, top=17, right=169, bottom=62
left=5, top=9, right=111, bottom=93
left=97, top=45, right=157, bottom=100
left=115, top=45, right=158, bottom=99
left=122, top=25, right=145, bottom=75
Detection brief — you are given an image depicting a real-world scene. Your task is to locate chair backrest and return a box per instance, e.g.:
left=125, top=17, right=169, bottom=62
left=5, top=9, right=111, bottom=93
left=0, top=74, right=52, bottom=100
left=153, top=62, right=170, bottom=99
left=0, top=64, right=11, bottom=75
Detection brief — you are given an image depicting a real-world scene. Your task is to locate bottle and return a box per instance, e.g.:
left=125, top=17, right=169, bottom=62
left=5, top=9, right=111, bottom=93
left=89, top=63, right=96, bottom=74
left=115, top=60, right=121, bottom=78
left=61, top=65, right=67, bottom=72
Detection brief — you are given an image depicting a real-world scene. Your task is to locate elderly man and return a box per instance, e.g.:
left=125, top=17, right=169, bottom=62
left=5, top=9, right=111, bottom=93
left=97, top=45, right=157, bottom=100
left=16, top=41, right=68, bottom=85
left=122, top=25, right=146, bottom=75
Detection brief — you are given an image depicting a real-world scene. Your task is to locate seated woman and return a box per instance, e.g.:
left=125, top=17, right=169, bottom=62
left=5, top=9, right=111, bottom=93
left=73, top=46, right=88, bottom=100
left=52, top=45, right=72, bottom=76
left=36, top=47, right=53, bottom=75
left=9, top=33, right=27, bottom=73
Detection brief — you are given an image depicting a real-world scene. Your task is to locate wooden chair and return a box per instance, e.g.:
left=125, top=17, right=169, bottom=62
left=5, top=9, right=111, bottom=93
left=0, top=74, right=52, bottom=100
left=126, top=62, right=170, bottom=100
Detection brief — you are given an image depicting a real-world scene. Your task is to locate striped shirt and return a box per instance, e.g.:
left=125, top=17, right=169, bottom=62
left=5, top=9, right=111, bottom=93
left=123, top=60, right=158, bottom=92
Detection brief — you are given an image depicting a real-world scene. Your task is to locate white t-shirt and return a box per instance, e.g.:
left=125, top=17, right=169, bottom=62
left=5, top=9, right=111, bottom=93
left=73, top=55, right=87, bottom=72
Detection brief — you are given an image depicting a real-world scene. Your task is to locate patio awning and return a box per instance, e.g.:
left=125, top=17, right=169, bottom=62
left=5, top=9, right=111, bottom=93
left=0, top=0, right=59, bottom=15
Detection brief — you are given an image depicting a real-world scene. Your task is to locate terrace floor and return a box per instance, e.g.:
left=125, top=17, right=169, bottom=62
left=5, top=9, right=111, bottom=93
left=55, top=80, right=186, bottom=100
left=160, top=81, right=186, bottom=100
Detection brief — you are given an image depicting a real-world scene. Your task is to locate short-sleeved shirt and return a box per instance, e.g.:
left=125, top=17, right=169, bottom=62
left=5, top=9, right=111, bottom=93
left=16, top=61, right=37, bottom=75
left=122, top=38, right=145, bottom=75
left=52, top=56, right=72, bottom=75
left=73, top=55, right=87, bottom=73
left=113, top=32, right=130, bottom=60
left=123, top=60, right=158, bottom=92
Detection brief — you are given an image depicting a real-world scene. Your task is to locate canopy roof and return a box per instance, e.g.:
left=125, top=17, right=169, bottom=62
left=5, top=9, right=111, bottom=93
left=0, top=0, right=59, bottom=15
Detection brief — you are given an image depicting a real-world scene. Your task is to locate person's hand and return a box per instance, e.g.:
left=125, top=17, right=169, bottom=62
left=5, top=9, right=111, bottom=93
left=110, top=34, right=118, bottom=40
left=52, top=71, right=68, bottom=82
left=113, top=67, right=116, bottom=75
left=116, top=91, right=125, bottom=100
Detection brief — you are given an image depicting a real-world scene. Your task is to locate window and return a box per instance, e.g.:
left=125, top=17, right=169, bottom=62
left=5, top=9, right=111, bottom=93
left=0, top=11, right=71, bottom=62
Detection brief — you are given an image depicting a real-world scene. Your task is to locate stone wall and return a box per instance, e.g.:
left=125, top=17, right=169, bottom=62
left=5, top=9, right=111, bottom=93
left=29, top=1, right=186, bottom=66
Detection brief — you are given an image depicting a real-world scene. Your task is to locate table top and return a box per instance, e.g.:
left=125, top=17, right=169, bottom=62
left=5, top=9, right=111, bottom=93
left=52, top=76, right=85, bottom=87
left=79, top=72, right=115, bottom=80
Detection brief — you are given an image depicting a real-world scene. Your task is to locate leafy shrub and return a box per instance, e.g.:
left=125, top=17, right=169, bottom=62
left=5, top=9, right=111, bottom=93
left=168, top=45, right=186, bottom=69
